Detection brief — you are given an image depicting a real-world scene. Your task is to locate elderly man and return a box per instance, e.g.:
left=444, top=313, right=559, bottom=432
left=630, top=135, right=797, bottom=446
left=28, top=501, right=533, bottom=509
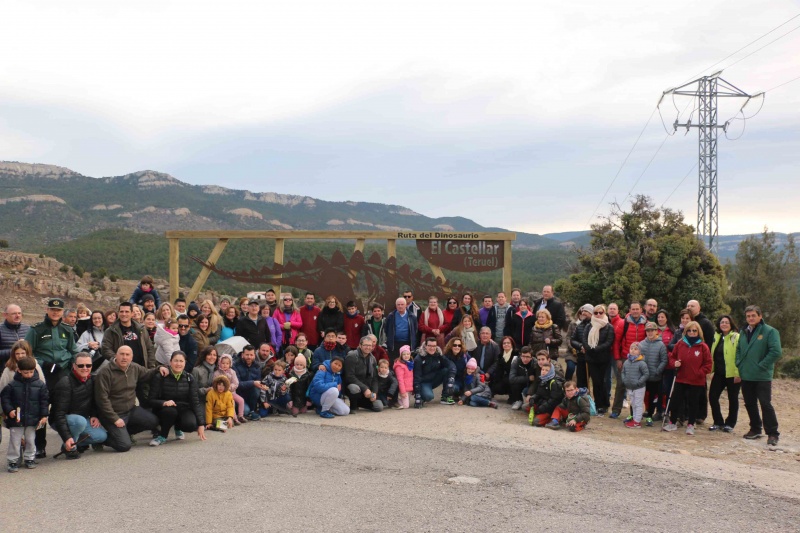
left=63, top=309, right=79, bottom=341
left=26, top=298, right=79, bottom=458
left=532, top=285, right=567, bottom=331
left=344, top=336, right=383, bottom=413
left=51, top=352, right=107, bottom=459
left=385, top=297, right=418, bottom=364
left=94, top=346, right=167, bottom=452
left=0, top=304, right=30, bottom=367
left=469, top=327, right=501, bottom=386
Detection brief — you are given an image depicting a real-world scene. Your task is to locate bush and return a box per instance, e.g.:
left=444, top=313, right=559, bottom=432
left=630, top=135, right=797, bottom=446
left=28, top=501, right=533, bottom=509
left=89, top=286, right=98, bottom=295
left=72, top=265, right=84, bottom=278
left=0, top=240, right=8, bottom=248
left=59, top=265, right=69, bottom=273
left=74, top=282, right=80, bottom=288
left=778, top=356, right=800, bottom=380
left=109, top=274, right=118, bottom=282
left=39, top=253, right=44, bottom=258
left=92, top=267, right=108, bottom=279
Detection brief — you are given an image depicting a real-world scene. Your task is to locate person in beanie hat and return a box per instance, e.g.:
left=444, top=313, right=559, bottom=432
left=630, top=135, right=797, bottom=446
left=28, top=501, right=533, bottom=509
left=393, top=345, right=414, bottom=409
left=458, top=358, right=497, bottom=408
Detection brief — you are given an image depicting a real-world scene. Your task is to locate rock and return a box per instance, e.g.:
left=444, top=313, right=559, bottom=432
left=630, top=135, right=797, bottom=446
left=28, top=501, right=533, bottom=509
left=26, top=267, right=38, bottom=275
left=447, top=476, right=481, bottom=485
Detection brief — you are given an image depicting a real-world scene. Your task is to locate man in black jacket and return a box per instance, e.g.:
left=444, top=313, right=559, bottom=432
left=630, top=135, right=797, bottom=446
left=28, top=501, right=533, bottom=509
left=533, top=285, right=567, bottom=331
left=469, top=327, right=501, bottom=387
left=51, top=352, right=108, bottom=459
left=0, top=304, right=30, bottom=367
left=235, top=299, right=272, bottom=349
left=344, top=336, right=383, bottom=412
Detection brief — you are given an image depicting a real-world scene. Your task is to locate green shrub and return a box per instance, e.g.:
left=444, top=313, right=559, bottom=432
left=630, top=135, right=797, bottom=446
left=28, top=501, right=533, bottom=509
left=59, top=265, right=69, bottom=273
left=0, top=240, right=8, bottom=248
left=109, top=274, right=118, bottom=282
left=72, top=265, right=84, bottom=277
left=778, top=356, right=800, bottom=380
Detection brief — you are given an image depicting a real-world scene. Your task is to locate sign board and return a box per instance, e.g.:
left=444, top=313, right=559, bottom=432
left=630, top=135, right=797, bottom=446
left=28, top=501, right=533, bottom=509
left=416, top=239, right=504, bottom=272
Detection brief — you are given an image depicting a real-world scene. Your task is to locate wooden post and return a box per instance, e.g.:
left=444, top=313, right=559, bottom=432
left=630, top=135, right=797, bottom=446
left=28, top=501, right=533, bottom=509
left=503, top=240, right=513, bottom=297
left=274, top=238, right=285, bottom=295
left=187, top=239, right=229, bottom=302
left=354, top=238, right=365, bottom=253
left=169, top=238, right=180, bottom=303
left=387, top=239, right=396, bottom=260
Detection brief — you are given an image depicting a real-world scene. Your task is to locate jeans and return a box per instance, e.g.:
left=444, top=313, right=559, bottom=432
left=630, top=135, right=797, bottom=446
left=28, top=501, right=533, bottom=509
left=565, top=360, right=576, bottom=381
left=259, top=394, right=291, bottom=417
left=240, top=386, right=261, bottom=416
left=709, top=374, right=741, bottom=427
left=102, top=407, right=160, bottom=453
left=418, top=367, right=450, bottom=402
left=468, top=395, right=492, bottom=407
left=65, top=414, right=107, bottom=445
left=741, top=380, right=779, bottom=436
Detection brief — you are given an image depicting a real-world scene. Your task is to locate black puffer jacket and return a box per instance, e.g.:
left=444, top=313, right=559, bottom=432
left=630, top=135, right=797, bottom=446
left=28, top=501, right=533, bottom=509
left=51, top=372, right=97, bottom=441
left=1, top=370, right=49, bottom=428
left=581, top=323, right=615, bottom=364
left=234, top=316, right=271, bottom=350
left=318, top=307, right=344, bottom=336
left=508, top=355, right=535, bottom=388
left=148, top=372, right=205, bottom=426
left=570, top=318, right=591, bottom=361
left=412, top=346, right=456, bottom=395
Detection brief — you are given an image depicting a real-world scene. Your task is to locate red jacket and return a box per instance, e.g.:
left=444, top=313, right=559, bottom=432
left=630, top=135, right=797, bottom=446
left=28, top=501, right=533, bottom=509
left=418, top=309, right=445, bottom=336
left=299, top=305, right=321, bottom=345
left=344, top=313, right=366, bottom=349
left=670, top=338, right=712, bottom=386
left=442, top=309, right=457, bottom=335
left=614, top=315, right=648, bottom=360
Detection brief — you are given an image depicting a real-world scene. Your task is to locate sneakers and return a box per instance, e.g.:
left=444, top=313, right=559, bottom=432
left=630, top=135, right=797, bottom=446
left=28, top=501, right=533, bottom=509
left=743, top=431, right=763, bottom=440
left=546, top=419, right=560, bottom=429
left=708, top=425, right=720, bottom=431
left=34, top=450, right=46, bottom=459
left=623, top=399, right=629, bottom=408
left=319, top=410, right=335, bottom=419
left=662, top=422, right=678, bottom=432
left=609, top=412, right=620, bottom=419
left=767, top=435, right=779, bottom=446
left=24, top=460, right=37, bottom=469
left=722, top=425, right=734, bottom=433
left=149, top=436, right=167, bottom=447
left=644, top=417, right=653, bottom=427
left=686, top=424, right=695, bottom=436
left=92, top=444, right=104, bottom=452
left=174, top=430, right=185, bottom=441
left=511, top=401, right=523, bottom=411
left=237, top=416, right=248, bottom=424
left=440, top=396, right=456, bottom=405
left=245, top=412, right=261, bottom=422
left=624, top=420, right=641, bottom=429
left=7, top=462, right=18, bottom=473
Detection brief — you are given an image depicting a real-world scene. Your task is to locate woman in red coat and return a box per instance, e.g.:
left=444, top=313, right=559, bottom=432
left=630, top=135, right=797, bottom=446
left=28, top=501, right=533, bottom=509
left=663, top=321, right=712, bottom=435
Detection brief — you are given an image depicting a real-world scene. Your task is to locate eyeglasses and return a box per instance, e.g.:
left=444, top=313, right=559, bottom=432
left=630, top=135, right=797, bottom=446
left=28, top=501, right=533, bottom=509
left=452, top=343, right=462, bottom=347
left=593, top=311, right=605, bottom=315
left=75, top=364, right=92, bottom=369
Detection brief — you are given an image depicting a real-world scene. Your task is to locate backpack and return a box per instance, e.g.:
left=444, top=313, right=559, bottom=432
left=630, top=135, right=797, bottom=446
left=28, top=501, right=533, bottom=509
left=576, top=387, right=598, bottom=416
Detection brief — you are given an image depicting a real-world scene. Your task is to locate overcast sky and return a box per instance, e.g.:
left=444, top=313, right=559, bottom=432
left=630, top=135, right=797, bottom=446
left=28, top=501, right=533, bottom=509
left=2, top=1, right=799, bottom=235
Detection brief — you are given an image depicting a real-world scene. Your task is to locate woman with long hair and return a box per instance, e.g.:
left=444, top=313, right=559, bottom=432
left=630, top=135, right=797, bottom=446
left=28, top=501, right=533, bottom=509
left=708, top=315, right=740, bottom=432
left=317, top=295, right=344, bottom=338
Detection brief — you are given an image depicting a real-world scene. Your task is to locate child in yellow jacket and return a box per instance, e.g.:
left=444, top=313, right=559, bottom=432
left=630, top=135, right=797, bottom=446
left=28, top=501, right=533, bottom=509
left=206, top=375, right=235, bottom=432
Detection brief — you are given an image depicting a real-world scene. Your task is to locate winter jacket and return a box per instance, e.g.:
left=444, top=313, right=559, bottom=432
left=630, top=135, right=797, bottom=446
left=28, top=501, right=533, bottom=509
left=670, top=338, right=712, bottom=387
left=508, top=310, right=535, bottom=349
left=77, top=326, right=105, bottom=361
left=508, top=355, right=535, bottom=388
left=468, top=340, right=501, bottom=378
left=178, top=333, right=199, bottom=371
left=385, top=310, right=419, bottom=352
left=192, top=329, right=216, bottom=353
left=621, top=355, right=649, bottom=390
left=299, top=305, right=321, bottom=346
left=317, top=307, right=344, bottom=337
left=639, top=338, right=668, bottom=381
left=570, top=318, right=590, bottom=362
left=232, top=359, right=260, bottom=395
left=273, top=308, right=303, bottom=346
left=25, top=316, right=79, bottom=371
left=531, top=323, right=562, bottom=359
left=343, top=313, right=366, bottom=349
left=461, top=372, right=491, bottom=402
left=154, top=325, right=181, bottom=366
left=418, top=308, right=446, bottom=338
left=206, top=388, right=235, bottom=422
left=736, top=320, right=781, bottom=382
left=213, top=367, right=240, bottom=393
left=94, top=360, right=160, bottom=423
left=581, top=323, right=615, bottom=364
left=101, top=320, right=156, bottom=369
left=531, top=376, right=564, bottom=414
left=149, top=371, right=205, bottom=426
left=393, top=359, right=415, bottom=395
left=289, top=369, right=312, bottom=407
left=377, top=371, right=398, bottom=398
left=445, top=351, right=470, bottom=386
left=311, top=344, right=348, bottom=371
left=234, top=315, right=271, bottom=350
left=558, top=393, right=592, bottom=425
left=265, top=316, right=283, bottom=351
left=0, top=320, right=30, bottom=366
left=220, top=316, right=237, bottom=342
left=614, top=314, right=648, bottom=360
left=362, top=317, right=387, bottom=347
left=344, top=348, right=379, bottom=394
left=478, top=306, right=497, bottom=336
left=413, top=346, right=456, bottom=395
left=694, top=313, right=716, bottom=351
left=260, top=373, right=288, bottom=402
left=129, top=283, right=161, bottom=308
left=308, top=360, right=342, bottom=406
left=660, top=327, right=675, bottom=353
left=1, top=370, right=49, bottom=428
left=711, top=332, right=740, bottom=379
left=51, top=371, right=98, bottom=442
left=192, top=361, right=217, bottom=395
left=0, top=364, right=45, bottom=391
left=532, top=297, right=567, bottom=331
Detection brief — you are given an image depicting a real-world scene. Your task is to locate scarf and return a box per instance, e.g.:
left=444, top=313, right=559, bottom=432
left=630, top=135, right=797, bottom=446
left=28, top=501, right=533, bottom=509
left=378, top=369, right=389, bottom=378
left=627, top=353, right=643, bottom=362
left=465, top=372, right=476, bottom=388
left=463, top=326, right=477, bottom=351
left=294, top=367, right=308, bottom=378
left=404, top=359, right=414, bottom=371
left=534, top=319, right=553, bottom=330
left=502, top=349, right=513, bottom=363
left=520, top=310, right=529, bottom=318
left=682, top=335, right=703, bottom=347
left=323, top=341, right=337, bottom=351
left=540, top=365, right=555, bottom=383
left=202, top=361, right=216, bottom=376
left=282, top=306, right=294, bottom=315
left=423, top=307, right=445, bottom=328
left=587, top=314, right=609, bottom=348
left=72, top=368, right=89, bottom=383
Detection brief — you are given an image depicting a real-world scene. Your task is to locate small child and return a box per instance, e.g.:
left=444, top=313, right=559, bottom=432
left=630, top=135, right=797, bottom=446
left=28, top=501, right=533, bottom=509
left=205, top=375, right=235, bottom=432
left=393, top=346, right=414, bottom=409
left=260, top=360, right=292, bottom=416
left=213, top=354, right=246, bottom=425
left=546, top=381, right=591, bottom=431
left=621, top=342, right=650, bottom=429
left=1, top=357, right=49, bottom=472
left=288, top=354, right=312, bottom=415
left=308, top=357, right=349, bottom=418
left=376, top=359, right=398, bottom=408
left=458, top=358, right=497, bottom=408
left=529, top=360, right=564, bottom=426
left=282, top=346, right=298, bottom=376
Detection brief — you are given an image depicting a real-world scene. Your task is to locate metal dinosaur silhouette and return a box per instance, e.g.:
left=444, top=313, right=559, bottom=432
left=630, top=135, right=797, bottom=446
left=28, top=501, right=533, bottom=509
left=191, top=250, right=478, bottom=311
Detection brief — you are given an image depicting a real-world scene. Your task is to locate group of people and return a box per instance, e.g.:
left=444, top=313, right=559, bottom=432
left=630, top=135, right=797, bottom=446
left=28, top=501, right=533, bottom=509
left=0, top=277, right=784, bottom=474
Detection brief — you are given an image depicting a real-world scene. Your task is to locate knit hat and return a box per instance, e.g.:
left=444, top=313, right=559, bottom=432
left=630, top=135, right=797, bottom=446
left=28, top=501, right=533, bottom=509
left=466, top=358, right=478, bottom=370
left=188, top=302, right=200, bottom=315
left=141, top=293, right=155, bottom=303
left=399, top=345, right=411, bottom=355
left=579, top=303, right=594, bottom=314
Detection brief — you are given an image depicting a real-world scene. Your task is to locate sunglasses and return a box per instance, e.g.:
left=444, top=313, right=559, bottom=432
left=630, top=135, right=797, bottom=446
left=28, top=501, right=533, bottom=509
left=593, top=311, right=605, bottom=315
left=686, top=329, right=698, bottom=333
left=283, top=298, right=293, bottom=301
left=75, top=364, right=92, bottom=369
left=452, top=343, right=462, bottom=347
left=178, top=324, right=190, bottom=329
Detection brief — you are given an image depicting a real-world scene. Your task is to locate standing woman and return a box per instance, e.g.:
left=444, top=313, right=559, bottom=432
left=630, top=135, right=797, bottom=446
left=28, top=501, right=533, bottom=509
left=664, top=321, right=712, bottom=435
left=507, top=299, right=535, bottom=350
left=260, top=304, right=283, bottom=352
left=77, top=310, right=107, bottom=367
left=148, top=351, right=207, bottom=446
left=664, top=308, right=691, bottom=412
left=582, top=304, right=614, bottom=415
left=442, top=298, right=460, bottom=334
left=198, top=300, right=222, bottom=340
left=529, top=309, right=562, bottom=361
left=156, top=303, right=176, bottom=327
left=318, top=296, right=344, bottom=339
left=459, top=293, right=482, bottom=329
left=220, top=306, right=239, bottom=342
left=569, top=304, right=593, bottom=385
left=445, top=315, right=478, bottom=353
left=708, top=315, right=740, bottom=432
left=273, top=294, right=303, bottom=349
left=238, top=297, right=250, bottom=317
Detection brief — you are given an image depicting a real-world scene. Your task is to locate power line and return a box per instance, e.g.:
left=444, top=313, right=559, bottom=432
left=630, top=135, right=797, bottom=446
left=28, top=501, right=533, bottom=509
left=623, top=135, right=669, bottom=202
left=765, top=74, right=800, bottom=93
left=723, top=23, right=800, bottom=71
left=660, top=162, right=698, bottom=207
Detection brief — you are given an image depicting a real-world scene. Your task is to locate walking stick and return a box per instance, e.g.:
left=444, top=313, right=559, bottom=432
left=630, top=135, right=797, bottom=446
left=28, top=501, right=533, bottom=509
left=662, top=374, right=677, bottom=430
left=52, top=433, right=91, bottom=459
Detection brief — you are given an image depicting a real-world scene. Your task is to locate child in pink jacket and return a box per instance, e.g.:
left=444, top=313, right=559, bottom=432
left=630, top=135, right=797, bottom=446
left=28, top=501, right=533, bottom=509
left=393, top=345, right=415, bottom=409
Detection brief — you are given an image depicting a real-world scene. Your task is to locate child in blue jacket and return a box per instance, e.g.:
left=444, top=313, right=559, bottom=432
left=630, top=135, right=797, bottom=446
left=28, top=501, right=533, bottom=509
left=308, top=357, right=349, bottom=418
